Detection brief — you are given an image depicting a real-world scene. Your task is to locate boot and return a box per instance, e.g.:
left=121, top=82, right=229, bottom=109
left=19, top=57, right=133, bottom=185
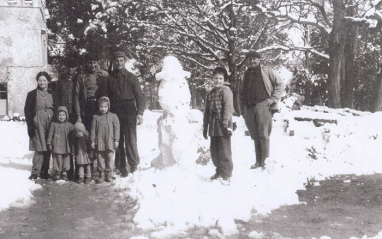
left=76, top=177, right=84, bottom=184
left=28, top=174, right=38, bottom=180
left=97, top=172, right=105, bottom=184
left=84, top=177, right=92, bottom=185
left=210, top=172, right=220, bottom=181
left=61, top=172, right=68, bottom=181
left=105, top=172, right=113, bottom=182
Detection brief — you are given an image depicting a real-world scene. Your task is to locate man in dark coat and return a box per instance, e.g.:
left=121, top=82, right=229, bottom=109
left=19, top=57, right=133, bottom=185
left=239, top=51, right=285, bottom=169
left=107, top=51, right=145, bottom=177
left=57, top=66, right=77, bottom=124
left=74, top=55, right=108, bottom=130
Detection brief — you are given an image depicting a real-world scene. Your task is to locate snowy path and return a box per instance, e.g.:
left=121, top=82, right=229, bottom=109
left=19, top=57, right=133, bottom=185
left=0, top=180, right=137, bottom=239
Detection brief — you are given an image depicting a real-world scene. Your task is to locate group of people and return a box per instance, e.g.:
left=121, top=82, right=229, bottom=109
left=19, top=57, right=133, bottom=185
left=24, top=51, right=145, bottom=184
left=24, top=49, right=285, bottom=186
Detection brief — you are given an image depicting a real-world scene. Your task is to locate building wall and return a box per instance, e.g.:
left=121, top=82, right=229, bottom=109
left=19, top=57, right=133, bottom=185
left=0, top=0, right=47, bottom=116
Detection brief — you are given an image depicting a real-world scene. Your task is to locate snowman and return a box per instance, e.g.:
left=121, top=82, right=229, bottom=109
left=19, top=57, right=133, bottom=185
left=153, top=56, right=196, bottom=168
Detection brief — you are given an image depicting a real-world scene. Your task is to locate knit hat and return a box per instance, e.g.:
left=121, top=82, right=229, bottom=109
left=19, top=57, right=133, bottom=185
left=73, top=122, right=87, bottom=135
left=113, top=51, right=126, bottom=59
left=57, top=106, right=68, bottom=121
left=98, top=96, right=110, bottom=107
left=247, top=51, right=261, bottom=59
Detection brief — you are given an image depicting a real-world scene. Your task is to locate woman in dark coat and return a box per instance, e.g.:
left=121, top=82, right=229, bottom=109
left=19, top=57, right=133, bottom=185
left=24, top=71, right=58, bottom=180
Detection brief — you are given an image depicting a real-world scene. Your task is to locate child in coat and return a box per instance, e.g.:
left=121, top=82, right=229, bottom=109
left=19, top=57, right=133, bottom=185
left=203, top=67, right=234, bottom=186
left=47, top=106, right=73, bottom=181
left=72, top=122, right=92, bottom=184
left=90, top=96, right=120, bottom=184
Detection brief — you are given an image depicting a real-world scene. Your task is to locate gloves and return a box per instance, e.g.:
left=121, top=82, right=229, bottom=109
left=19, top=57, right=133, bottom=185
left=91, top=142, right=96, bottom=149
left=114, top=141, right=119, bottom=149
left=223, top=127, right=233, bottom=137
left=203, top=127, right=208, bottom=140
left=27, top=127, right=35, bottom=138
left=265, top=99, right=275, bottom=107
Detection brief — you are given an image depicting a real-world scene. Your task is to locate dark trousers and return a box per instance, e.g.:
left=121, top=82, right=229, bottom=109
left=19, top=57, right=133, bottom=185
left=82, top=100, right=98, bottom=177
left=116, top=115, right=139, bottom=175
left=31, top=151, right=50, bottom=176
left=243, top=100, right=272, bottom=166
left=210, top=136, right=233, bottom=178
left=68, top=154, right=75, bottom=180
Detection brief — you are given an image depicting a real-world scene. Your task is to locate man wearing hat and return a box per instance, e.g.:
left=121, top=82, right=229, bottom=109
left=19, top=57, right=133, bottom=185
left=107, top=51, right=145, bottom=177
left=239, top=51, right=285, bottom=169
left=74, top=54, right=108, bottom=180
left=74, top=54, right=109, bottom=129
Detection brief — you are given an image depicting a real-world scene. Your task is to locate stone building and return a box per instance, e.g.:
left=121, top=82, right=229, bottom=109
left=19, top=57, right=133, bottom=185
left=0, top=0, right=49, bottom=116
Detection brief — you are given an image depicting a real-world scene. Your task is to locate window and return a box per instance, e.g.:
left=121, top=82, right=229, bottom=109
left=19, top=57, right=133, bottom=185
left=7, top=0, right=17, bottom=3
left=0, top=83, right=7, bottom=116
left=24, top=0, right=33, bottom=3
left=0, top=84, right=7, bottom=100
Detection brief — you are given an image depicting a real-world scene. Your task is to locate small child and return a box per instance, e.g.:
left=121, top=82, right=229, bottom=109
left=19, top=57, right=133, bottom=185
left=72, top=122, right=92, bottom=184
left=90, top=96, right=120, bottom=184
left=47, top=106, right=73, bottom=181
left=203, top=67, right=234, bottom=186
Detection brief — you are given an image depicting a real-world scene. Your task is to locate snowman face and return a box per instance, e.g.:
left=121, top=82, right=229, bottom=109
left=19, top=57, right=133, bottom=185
left=212, top=73, right=225, bottom=87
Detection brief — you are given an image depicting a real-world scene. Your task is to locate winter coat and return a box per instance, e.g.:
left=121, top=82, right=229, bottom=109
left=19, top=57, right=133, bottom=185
left=107, top=68, right=145, bottom=116
left=74, top=70, right=108, bottom=117
left=47, top=106, right=73, bottom=154
left=24, top=88, right=59, bottom=131
left=90, top=97, right=120, bottom=151
left=239, top=65, right=285, bottom=113
left=203, top=85, right=234, bottom=137
left=71, top=122, right=91, bottom=165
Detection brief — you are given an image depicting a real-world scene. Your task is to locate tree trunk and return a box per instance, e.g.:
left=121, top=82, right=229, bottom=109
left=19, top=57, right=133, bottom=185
left=191, top=83, right=197, bottom=109
left=342, top=3, right=359, bottom=109
left=227, top=2, right=240, bottom=114
left=373, top=68, right=382, bottom=112
left=328, top=0, right=347, bottom=108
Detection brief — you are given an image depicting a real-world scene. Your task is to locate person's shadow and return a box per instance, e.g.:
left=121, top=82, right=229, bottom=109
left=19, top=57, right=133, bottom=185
left=0, top=154, right=33, bottom=171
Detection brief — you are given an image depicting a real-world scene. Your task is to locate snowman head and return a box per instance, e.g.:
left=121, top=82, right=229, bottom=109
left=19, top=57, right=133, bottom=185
left=155, top=55, right=190, bottom=82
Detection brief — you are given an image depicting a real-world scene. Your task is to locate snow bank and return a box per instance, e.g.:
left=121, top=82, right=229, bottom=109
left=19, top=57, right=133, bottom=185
left=0, top=121, right=41, bottom=211
left=2, top=103, right=382, bottom=238
left=113, top=104, right=382, bottom=238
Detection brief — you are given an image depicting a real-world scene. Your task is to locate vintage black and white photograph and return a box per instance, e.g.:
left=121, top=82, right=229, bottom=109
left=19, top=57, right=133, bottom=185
left=1, top=0, right=382, bottom=238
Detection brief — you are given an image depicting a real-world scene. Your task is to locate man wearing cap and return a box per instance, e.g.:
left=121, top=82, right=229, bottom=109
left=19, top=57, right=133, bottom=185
left=75, top=55, right=109, bottom=129
left=239, top=51, right=285, bottom=169
left=107, top=51, right=145, bottom=177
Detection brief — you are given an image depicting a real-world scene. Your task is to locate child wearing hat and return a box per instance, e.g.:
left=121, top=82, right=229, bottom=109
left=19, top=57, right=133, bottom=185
left=90, top=96, right=120, bottom=184
left=203, top=67, right=235, bottom=186
left=72, top=122, right=92, bottom=184
left=47, top=106, right=74, bottom=181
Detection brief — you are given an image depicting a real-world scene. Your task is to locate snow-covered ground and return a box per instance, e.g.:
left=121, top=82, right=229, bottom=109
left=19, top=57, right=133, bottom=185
left=1, top=104, right=382, bottom=239
left=0, top=121, right=41, bottom=211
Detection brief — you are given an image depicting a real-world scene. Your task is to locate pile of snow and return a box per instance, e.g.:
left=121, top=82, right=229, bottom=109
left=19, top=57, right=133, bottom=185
left=113, top=104, right=382, bottom=238
left=0, top=121, right=41, bottom=211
